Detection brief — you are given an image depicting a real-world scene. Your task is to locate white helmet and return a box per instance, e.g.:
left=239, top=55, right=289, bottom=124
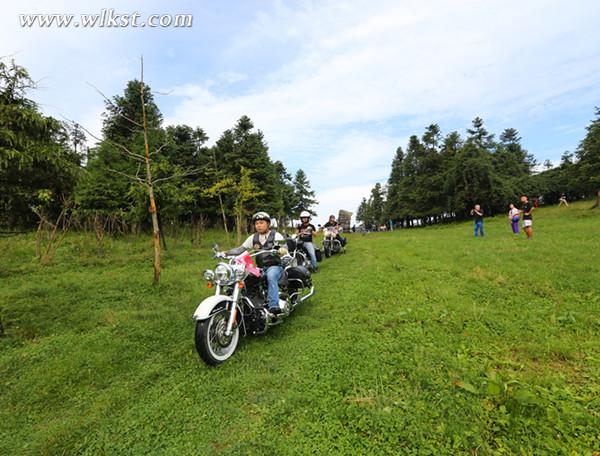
left=300, top=210, right=311, bottom=219
left=252, top=211, right=271, bottom=223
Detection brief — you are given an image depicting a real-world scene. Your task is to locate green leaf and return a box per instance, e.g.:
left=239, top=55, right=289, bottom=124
left=454, top=380, right=478, bottom=394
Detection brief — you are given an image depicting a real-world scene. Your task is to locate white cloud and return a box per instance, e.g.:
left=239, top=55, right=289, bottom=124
left=313, top=183, right=374, bottom=225
left=166, top=0, right=600, bottom=139
left=308, top=131, right=402, bottom=189
left=163, top=0, right=600, bottom=214
left=6, top=0, right=600, bottom=218
left=217, top=71, right=247, bottom=84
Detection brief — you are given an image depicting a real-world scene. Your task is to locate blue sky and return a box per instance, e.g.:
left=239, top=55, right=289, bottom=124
left=3, top=0, right=600, bottom=221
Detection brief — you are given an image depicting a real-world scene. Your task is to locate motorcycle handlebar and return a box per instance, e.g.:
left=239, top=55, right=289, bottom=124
left=213, top=248, right=283, bottom=260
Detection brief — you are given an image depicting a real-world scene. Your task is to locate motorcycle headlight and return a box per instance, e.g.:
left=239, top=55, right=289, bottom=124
left=234, top=266, right=246, bottom=281
left=215, top=263, right=233, bottom=284
left=203, top=269, right=215, bottom=282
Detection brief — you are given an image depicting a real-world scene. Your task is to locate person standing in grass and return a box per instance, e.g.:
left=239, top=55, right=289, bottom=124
left=470, top=204, right=484, bottom=237
left=558, top=193, right=569, bottom=207
left=520, top=195, right=534, bottom=240
left=508, top=203, right=520, bottom=235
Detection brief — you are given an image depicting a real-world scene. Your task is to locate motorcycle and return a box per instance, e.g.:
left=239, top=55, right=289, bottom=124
left=193, top=245, right=314, bottom=365
left=286, top=234, right=322, bottom=270
left=322, top=226, right=345, bottom=257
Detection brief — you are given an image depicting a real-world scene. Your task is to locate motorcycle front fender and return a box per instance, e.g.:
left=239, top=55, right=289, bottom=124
left=192, top=295, right=234, bottom=321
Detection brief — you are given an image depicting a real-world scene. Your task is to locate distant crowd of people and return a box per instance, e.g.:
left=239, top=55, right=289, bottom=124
left=469, top=193, right=568, bottom=240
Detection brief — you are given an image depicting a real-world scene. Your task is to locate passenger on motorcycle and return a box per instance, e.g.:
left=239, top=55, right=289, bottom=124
left=297, top=210, right=319, bottom=272
left=226, top=211, right=287, bottom=314
left=323, top=215, right=347, bottom=246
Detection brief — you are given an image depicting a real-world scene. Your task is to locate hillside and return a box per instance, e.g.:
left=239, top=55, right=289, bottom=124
left=1, top=202, right=598, bottom=454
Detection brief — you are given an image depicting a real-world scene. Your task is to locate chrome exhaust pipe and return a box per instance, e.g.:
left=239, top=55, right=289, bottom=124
left=300, top=285, right=315, bottom=302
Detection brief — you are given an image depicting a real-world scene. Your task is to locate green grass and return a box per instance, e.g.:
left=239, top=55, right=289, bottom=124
left=1, top=202, right=599, bottom=455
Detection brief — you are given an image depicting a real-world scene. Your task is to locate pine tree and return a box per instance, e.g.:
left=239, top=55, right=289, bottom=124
left=384, top=146, right=404, bottom=221
left=273, top=160, right=297, bottom=227
left=356, top=197, right=368, bottom=225
left=292, top=169, right=317, bottom=217
left=213, top=116, right=281, bottom=219
left=575, top=107, right=600, bottom=207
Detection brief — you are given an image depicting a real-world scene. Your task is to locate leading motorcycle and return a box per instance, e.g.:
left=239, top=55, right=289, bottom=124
left=193, top=245, right=314, bottom=365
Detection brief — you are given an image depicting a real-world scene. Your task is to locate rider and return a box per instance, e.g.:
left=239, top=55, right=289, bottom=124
left=297, top=211, right=319, bottom=272
left=226, top=211, right=287, bottom=314
left=323, top=214, right=347, bottom=246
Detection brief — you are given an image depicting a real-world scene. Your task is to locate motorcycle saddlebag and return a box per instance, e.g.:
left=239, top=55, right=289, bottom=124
left=287, top=265, right=311, bottom=286
left=315, top=247, right=323, bottom=262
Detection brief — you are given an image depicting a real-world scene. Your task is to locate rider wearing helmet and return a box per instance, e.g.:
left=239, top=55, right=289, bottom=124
left=226, top=211, right=287, bottom=314
left=297, top=210, right=318, bottom=272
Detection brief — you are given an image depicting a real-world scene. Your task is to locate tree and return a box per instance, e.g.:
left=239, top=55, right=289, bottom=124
left=368, top=183, right=385, bottom=227
left=273, top=160, right=297, bottom=228
left=574, top=107, right=600, bottom=207
left=356, top=197, right=368, bottom=226
left=76, top=75, right=166, bottom=230
left=292, top=169, right=317, bottom=217
left=384, top=146, right=404, bottom=221
left=232, top=167, right=266, bottom=243
left=0, top=59, right=81, bottom=229
left=213, top=115, right=282, bottom=223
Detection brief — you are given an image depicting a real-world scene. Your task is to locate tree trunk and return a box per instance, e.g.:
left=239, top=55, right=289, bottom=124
left=594, top=190, right=600, bottom=209
left=157, top=210, right=167, bottom=250
left=140, top=56, right=161, bottom=285
left=218, top=194, right=229, bottom=234
left=211, top=149, right=229, bottom=234
left=235, top=211, right=242, bottom=245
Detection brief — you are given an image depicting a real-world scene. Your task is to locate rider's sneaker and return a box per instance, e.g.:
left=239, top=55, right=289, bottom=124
left=268, top=306, right=282, bottom=315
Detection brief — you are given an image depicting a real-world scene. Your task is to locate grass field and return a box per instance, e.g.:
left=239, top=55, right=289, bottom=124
left=1, top=202, right=599, bottom=455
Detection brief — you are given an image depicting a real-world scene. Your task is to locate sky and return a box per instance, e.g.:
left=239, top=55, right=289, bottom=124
left=3, top=0, right=600, bottom=222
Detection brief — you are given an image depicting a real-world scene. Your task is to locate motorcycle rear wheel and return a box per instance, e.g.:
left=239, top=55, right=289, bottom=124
left=195, top=311, right=239, bottom=365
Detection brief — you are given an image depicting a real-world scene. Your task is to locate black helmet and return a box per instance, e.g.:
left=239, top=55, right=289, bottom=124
left=252, top=211, right=271, bottom=223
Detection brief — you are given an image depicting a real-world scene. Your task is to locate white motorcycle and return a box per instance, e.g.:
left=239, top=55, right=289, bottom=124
left=322, top=226, right=345, bottom=257
left=192, top=245, right=314, bottom=365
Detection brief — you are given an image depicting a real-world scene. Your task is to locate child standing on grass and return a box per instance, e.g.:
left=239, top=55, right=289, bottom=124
left=470, top=204, right=484, bottom=237
left=508, top=203, right=520, bottom=234
left=520, top=195, right=534, bottom=240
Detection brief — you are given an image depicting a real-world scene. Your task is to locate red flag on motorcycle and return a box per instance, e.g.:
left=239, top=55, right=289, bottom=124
left=236, top=252, right=261, bottom=277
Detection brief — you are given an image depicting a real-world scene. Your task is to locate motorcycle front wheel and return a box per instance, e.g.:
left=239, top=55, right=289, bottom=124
left=195, top=311, right=239, bottom=365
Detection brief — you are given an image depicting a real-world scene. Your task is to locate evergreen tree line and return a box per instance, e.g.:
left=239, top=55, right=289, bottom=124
left=0, top=59, right=318, bottom=236
left=357, top=115, right=600, bottom=230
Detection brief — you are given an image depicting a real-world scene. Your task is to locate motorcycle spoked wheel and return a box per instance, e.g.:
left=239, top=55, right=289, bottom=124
left=324, top=242, right=332, bottom=258
left=195, top=310, right=239, bottom=365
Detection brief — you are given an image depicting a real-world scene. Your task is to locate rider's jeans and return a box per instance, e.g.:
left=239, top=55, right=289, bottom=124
left=265, top=265, right=283, bottom=309
left=303, top=242, right=318, bottom=270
